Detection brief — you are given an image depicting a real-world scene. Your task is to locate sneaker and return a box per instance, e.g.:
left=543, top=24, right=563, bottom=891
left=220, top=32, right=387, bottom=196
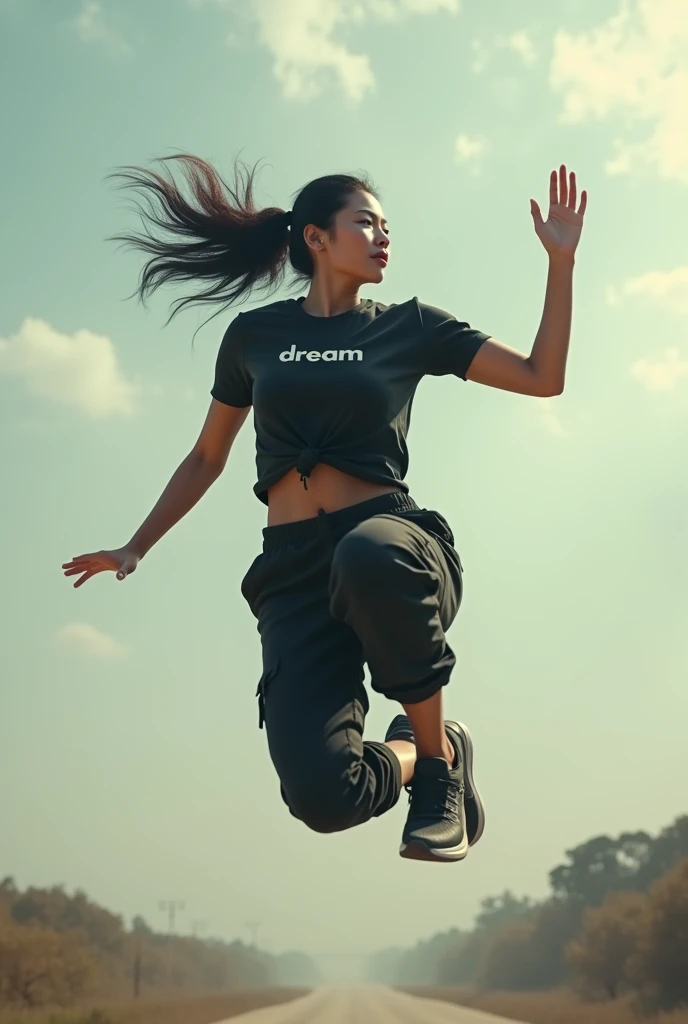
left=385, top=714, right=486, bottom=848
left=399, top=749, right=467, bottom=862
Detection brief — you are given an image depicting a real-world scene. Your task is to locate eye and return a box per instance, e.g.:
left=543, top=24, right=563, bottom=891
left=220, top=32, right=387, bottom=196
left=360, top=218, right=390, bottom=236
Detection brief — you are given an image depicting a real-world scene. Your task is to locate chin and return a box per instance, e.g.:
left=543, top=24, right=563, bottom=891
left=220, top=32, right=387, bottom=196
left=367, top=262, right=386, bottom=281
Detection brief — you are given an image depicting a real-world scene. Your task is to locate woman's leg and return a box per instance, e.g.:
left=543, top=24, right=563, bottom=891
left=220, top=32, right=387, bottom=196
left=329, top=510, right=462, bottom=741
left=244, top=539, right=405, bottom=834
left=328, top=509, right=470, bottom=859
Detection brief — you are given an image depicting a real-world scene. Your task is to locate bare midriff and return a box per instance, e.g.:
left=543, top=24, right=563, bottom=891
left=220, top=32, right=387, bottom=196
left=266, top=464, right=401, bottom=526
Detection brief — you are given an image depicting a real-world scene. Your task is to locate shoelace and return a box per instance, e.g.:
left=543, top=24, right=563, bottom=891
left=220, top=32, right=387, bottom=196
left=405, top=773, right=463, bottom=820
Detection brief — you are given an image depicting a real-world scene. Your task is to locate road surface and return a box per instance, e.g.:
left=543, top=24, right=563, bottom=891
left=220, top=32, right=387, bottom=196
left=214, top=986, right=521, bottom=1023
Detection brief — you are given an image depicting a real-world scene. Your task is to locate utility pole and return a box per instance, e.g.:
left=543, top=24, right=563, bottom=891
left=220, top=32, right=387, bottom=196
left=191, top=919, right=207, bottom=939
left=133, top=931, right=142, bottom=999
left=159, top=900, right=185, bottom=985
left=244, top=920, right=261, bottom=947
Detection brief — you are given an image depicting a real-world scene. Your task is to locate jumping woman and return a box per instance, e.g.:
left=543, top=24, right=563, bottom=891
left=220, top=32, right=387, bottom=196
left=62, top=156, right=587, bottom=862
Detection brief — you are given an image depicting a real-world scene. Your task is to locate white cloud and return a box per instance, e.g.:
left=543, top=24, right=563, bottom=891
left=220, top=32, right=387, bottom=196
left=605, top=284, right=621, bottom=307
left=470, top=39, right=489, bottom=74
left=56, top=622, right=129, bottom=659
left=607, top=267, right=688, bottom=315
left=190, top=0, right=460, bottom=103
left=0, top=317, right=138, bottom=418
left=549, top=0, right=688, bottom=185
left=470, top=29, right=537, bottom=74
left=74, top=0, right=132, bottom=55
left=507, top=30, right=537, bottom=66
left=538, top=397, right=569, bottom=437
left=630, top=348, right=688, bottom=391
left=453, top=133, right=488, bottom=174
left=623, top=268, right=688, bottom=316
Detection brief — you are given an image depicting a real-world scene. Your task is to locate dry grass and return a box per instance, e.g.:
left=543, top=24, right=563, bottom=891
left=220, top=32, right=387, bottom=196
left=401, top=987, right=688, bottom=1023
left=0, top=989, right=310, bottom=1024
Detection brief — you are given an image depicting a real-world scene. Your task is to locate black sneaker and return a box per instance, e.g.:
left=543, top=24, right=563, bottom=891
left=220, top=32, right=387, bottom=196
left=399, top=749, right=467, bottom=862
left=385, top=715, right=485, bottom=848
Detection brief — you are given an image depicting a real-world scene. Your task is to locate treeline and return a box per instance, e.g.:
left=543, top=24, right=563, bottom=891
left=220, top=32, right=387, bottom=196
left=367, top=814, right=688, bottom=1014
left=0, top=878, right=320, bottom=1009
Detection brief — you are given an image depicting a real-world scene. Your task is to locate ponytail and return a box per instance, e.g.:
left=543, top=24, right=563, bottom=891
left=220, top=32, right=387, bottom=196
left=105, top=152, right=379, bottom=332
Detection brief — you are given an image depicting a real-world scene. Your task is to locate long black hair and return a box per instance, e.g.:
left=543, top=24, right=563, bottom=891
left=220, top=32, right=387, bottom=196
left=105, top=151, right=380, bottom=333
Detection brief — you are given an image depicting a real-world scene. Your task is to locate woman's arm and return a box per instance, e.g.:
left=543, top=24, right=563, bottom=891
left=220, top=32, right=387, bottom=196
left=465, top=164, right=586, bottom=399
left=128, top=399, right=250, bottom=559
left=466, top=253, right=574, bottom=397
left=62, top=400, right=250, bottom=587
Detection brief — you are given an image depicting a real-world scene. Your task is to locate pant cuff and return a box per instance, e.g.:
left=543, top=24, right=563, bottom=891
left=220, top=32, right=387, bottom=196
left=365, top=740, right=403, bottom=816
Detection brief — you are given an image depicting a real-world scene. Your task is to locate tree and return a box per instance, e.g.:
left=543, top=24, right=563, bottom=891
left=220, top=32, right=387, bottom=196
left=566, top=890, right=647, bottom=999
left=549, top=832, right=652, bottom=908
left=635, top=816, right=688, bottom=891
left=630, top=857, right=688, bottom=1011
left=478, top=920, right=539, bottom=991
left=12, top=886, right=125, bottom=956
left=0, top=922, right=97, bottom=1007
left=475, top=891, right=536, bottom=931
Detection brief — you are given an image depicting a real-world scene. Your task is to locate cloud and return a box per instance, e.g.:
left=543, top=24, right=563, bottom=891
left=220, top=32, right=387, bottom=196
left=470, top=29, right=537, bottom=73
left=537, top=397, right=569, bottom=437
left=190, top=0, right=460, bottom=103
left=607, top=267, right=688, bottom=315
left=56, top=622, right=129, bottom=659
left=453, top=133, right=488, bottom=174
left=630, top=348, right=688, bottom=391
left=623, top=268, right=688, bottom=316
left=507, top=30, right=537, bottom=66
left=74, top=0, right=132, bottom=56
left=549, top=0, right=688, bottom=185
left=0, top=317, right=138, bottom=418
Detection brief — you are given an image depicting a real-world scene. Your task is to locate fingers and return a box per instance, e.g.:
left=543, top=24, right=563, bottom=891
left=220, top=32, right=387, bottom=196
left=73, top=571, right=97, bottom=588
left=549, top=169, right=558, bottom=207
left=62, top=556, right=92, bottom=568
left=559, top=164, right=568, bottom=206
left=63, top=559, right=105, bottom=575
left=578, top=189, right=588, bottom=216
left=568, top=171, right=577, bottom=211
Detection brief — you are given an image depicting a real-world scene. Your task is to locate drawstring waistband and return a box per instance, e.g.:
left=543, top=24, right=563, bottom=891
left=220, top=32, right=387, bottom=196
left=262, top=490, right=418, bottom=551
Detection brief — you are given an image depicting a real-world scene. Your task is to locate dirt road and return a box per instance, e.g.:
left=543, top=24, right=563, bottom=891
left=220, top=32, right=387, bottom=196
left=214, top=986, right=519, bottom=1023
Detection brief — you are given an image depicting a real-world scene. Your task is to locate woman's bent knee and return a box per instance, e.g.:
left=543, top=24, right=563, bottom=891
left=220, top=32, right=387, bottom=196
left=283, top=777, right=370, bottom=834
left=331, top=525, right=400, bottom=596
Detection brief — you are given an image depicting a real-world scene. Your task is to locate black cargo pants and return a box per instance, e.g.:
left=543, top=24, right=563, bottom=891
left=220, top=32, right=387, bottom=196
left=240, top=491, right=463, bottom=834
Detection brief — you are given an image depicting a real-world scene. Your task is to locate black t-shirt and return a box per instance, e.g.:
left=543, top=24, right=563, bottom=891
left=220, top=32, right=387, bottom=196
left=211, top=295, right=490, bottom=505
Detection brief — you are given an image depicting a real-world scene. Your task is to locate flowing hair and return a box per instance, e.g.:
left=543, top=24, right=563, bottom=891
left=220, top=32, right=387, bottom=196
left=104, top=151, right=380, bottom=337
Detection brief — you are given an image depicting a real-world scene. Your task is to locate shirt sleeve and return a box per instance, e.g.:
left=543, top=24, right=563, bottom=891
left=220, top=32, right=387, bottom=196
left=417, top=299, right=491, bottom=381
left=210, top=313, right=253, bottom=407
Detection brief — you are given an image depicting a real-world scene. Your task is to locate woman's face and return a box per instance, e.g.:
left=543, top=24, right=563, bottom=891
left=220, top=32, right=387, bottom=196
left=307, top=190, right=391, bottom=284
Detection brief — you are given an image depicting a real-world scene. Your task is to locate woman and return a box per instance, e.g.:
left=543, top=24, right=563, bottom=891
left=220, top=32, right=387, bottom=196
left=62, top=156, right=587, bottom=862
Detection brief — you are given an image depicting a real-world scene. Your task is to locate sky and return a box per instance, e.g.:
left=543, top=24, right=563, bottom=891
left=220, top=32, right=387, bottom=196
left=2, top=0, right=688, bottom=982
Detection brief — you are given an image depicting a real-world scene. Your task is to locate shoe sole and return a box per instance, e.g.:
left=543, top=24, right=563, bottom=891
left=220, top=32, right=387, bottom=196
left=446, top=719, right=486, bottom=847
left=399, top=836, right=469, bottom=862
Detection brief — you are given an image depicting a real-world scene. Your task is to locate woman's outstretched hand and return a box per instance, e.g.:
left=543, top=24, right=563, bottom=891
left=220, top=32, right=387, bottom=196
left=62, top=546, right=140, bottom=588
left=531, top=164, right=587, bottom=259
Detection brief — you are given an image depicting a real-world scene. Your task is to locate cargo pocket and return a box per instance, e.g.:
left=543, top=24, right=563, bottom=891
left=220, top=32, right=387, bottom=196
left=255, top=656, right=280, bottom=730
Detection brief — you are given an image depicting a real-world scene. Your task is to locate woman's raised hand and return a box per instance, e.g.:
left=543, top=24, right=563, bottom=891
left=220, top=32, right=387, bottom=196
left=62, top=546, right=141, bottom=588
left=530, top=164, right=587, bottom=259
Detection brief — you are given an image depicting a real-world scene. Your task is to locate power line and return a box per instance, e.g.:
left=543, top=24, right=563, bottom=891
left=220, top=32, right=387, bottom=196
left=159, top=899, right=185, bottom=983
left=159, top=899, right=185, bottom=936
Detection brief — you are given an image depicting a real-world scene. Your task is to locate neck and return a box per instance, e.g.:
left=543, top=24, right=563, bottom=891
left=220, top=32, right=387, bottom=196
left=301, top=275, right=361, bottom=318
